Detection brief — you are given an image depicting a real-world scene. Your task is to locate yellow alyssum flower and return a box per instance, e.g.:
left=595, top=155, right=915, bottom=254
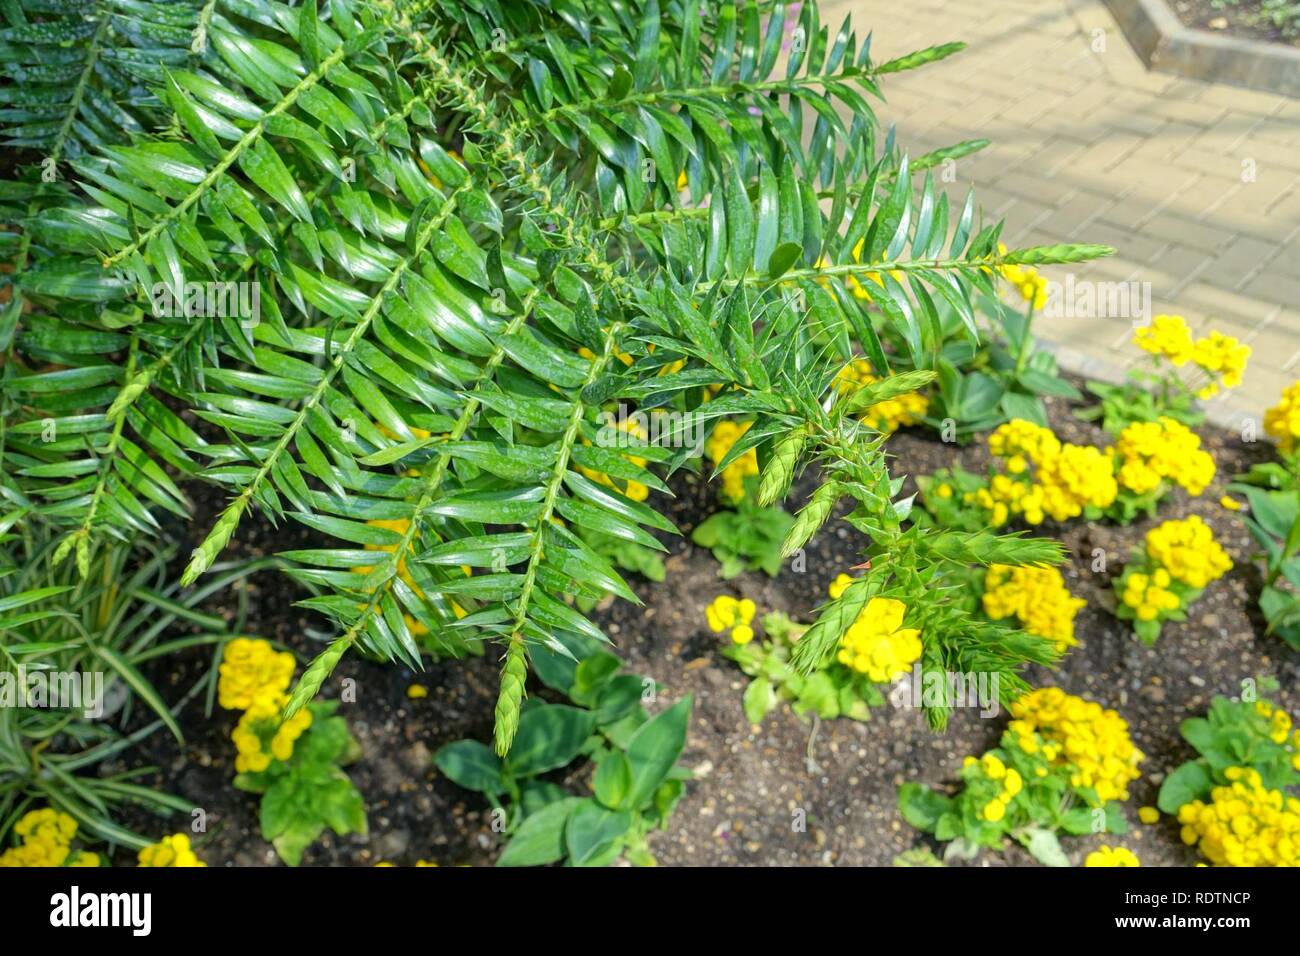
left=834, top=597, right=922, bottom=683
left=1114, top=417, right=1215, bottom=497
left=1176, top=767, right=1300, bottom=866
left=988, top=418, right=1061, bottom=462
left=14, top=807, right=77, bottom=844
left=1009, top=688, right=1144, bottom=803
left=834, top=359, right=928, bottom=433
left=1134, top=314, right=1195, bottom=365
left=1190, top=331, right=1250, bottom=398
left=232, top=695, right=313, bottom=773
left=1085, top=845, right=1141, bottom=867
left=981, top=420, right=1116, bottom=523
left=704, top=594, right=757, bottom=645
left=218, top=637, right=296, bottom=711
left=581, top=416, right=650, bottom=502
left=1121, top=568, right=1181, bottom=621
left=406, top=684, right=428, bottom=699
left=1220, top=495, right=1243, bottom=511
left=138, top=833, right=206, bottom=868
left=982, top=564, right=1084, bottom=651
left=967, top=753, right=1024, bottom=822
left=0, top=808, right=97, bottom=868
left=1139, top=806, right=1160, bottom=824
left=705, top=420, right=759, bottom=503
left=1264, top=382, right=1300, bottom=453
left=0, top=836, right=69, bottom=867
left=1144, top=515, right=1232, bottom=589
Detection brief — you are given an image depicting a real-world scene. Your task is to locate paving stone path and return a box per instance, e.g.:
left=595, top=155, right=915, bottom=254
left=828, top=0, right=1300, bottom=427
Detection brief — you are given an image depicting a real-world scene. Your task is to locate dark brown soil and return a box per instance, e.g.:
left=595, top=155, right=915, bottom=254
left=109, top=378, right=1299, bottom=867
left=1169, top=0, right=1300, bottom=46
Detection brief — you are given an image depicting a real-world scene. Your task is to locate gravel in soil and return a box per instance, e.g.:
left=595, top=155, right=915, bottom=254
left=112, top=384, right=1297, bottom=867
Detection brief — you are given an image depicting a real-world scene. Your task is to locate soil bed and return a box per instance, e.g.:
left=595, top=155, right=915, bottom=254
left=114, top=378, right=1298, bottom=867
left=1169, top=0, right=1300, bottom=46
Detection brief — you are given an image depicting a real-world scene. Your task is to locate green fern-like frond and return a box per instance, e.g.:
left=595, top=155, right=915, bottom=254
left=2, top=0, right=1115, bottom=754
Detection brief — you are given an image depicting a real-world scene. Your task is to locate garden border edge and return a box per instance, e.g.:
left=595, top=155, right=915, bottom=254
left=1102, top=0, right=1300, bottom=98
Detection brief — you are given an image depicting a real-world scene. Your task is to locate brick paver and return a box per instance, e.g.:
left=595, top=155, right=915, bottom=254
left=827, top=0, right=1300, bottom=429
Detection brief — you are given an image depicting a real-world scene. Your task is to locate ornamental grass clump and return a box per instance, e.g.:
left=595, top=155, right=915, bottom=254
left=0, top=0, right=1112, bottom=761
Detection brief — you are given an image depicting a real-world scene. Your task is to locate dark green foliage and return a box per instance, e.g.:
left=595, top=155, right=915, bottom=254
left=1, top=0, right=1112, bottom=754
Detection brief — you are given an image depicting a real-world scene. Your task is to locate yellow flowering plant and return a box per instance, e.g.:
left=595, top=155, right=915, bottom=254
left=1081, top=315, right=1250, bottom=434
left=1157, top=694, right=1300, bottom=866
left=218, top=639, right=366, bottom=866
left=137, top=833, right=205, bottom=868
left=0, top=808, right=101, bottom=868
left=1112, top=515, right=1232, bottom=644
left=918, top=418, right=1214, bottom=532
left=714, top=596, right=884, bottom=726
left=1235, top=383, right=1300, bottom=493
left=899, top=689, right=1140, bottom=865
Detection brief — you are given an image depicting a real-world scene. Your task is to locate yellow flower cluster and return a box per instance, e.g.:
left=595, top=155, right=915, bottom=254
left=1144, top=515, right=1232, bottom=588
left=966, top=475, right=1045, bottom=527
left=705, top=420, right=759, bottom=503
left=833, top=359, right=928, bottom=433
left=232, top=695, right=314, bottom=773
left=0, top=809, right=99, bottom=868
left=1134, top=314, right=1195, bottom=365
left=982, top=564, right=1084, bottom=652
left=1008, top=688, right=1144, bottom=803
left=219, top=637, right=296, bottom=711
left=705, top=594, right=757, bottom=645
left=978, top=420, right=1117, bottom=524
left=1177, top=767, right=1300, bottom=866
left=1264, top=382, right=1300, bottom=453
left=1085, top=844, right=1141, bottom=867
left=218, top=637, right=312, bottom=773
left=581, top=416, right=650, bottom=502
left=1133, top=315, right=1249, bottom=398
left=834, top=596, right=922, bottom=683
left=1254, top=699, right=1296, bottom=746
left=138, top=833, right=205, bottom=868
left=1190, top=331, right=1250, bottom=398
left=1120, top=568, right=1180, bottom=621
left=963, top=753, right=1025, bottom=823
left=1114, top=417, right=1215, bottom=496
left=997, top=244, right=1049, bottom=309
